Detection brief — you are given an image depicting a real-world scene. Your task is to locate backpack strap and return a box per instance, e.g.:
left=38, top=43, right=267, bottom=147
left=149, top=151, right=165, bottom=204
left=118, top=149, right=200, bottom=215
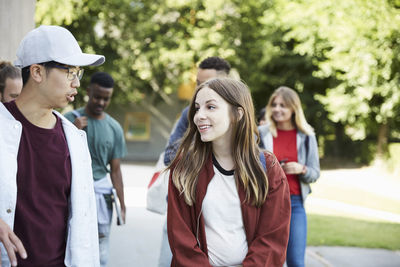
left=259, top=151, right=267, bottom=171
left=305, top=135, right=309, bottom=159
left=71, top=110, right=81, bottom=118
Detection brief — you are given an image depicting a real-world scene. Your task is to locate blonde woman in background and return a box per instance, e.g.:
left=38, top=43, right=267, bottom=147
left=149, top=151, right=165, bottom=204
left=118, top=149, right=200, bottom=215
left=259, top=86, right=320, bottom=267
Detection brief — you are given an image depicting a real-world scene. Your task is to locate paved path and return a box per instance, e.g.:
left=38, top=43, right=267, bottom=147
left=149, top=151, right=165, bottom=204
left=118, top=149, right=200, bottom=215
left=306, top=246, right=400, bottom=267
left=107, top=163, right=400, bottom=267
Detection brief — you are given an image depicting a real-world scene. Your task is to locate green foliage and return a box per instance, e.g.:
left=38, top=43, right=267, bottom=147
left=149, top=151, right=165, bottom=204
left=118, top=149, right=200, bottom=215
left=265, top=0, right=400, bottom=143
left=323, top=139, right=376, bottom=165
left=36, top=0, right=276, bottom=107
left=35, top=0, right=84, bottom=25
left=308, top=214, right=400, bottom=250
left=35, top=0, right=400, bottom=161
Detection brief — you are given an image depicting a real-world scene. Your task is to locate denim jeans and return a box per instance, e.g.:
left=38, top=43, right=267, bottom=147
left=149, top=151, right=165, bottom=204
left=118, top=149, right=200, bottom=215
left=286, top=195, right=307, bottom=267
left=158, top=218, right=172, bottom=267
left=98, top=207, right=113, bottom=267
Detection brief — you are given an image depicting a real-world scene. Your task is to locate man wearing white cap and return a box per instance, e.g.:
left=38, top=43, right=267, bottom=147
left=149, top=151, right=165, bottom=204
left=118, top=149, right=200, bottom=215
left=0, top=25, right=105, bottom=267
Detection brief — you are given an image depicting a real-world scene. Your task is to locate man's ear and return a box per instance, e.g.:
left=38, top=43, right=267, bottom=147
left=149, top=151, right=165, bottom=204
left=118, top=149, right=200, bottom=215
left=237, top=107, right=244, bottom=121
left=29, top=64, right=45, bottom=83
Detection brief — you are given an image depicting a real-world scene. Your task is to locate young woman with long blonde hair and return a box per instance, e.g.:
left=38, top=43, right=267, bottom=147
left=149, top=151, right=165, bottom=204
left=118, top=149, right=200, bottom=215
left=167, top=78, right=291, bottom=267
left=259, top=86, right=320, bottom=267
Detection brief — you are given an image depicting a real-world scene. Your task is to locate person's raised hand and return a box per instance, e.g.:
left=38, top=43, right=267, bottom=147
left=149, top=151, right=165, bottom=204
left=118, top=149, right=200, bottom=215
left=73, top=116, right=88, bottom=129
left=0, top=218, right=27, bottom=267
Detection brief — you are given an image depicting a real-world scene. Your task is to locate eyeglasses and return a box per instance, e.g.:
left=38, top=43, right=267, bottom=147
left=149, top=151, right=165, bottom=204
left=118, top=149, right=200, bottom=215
left=51, top=64, right=84, bottom=81
left=41, top=62, right=84, bottom=81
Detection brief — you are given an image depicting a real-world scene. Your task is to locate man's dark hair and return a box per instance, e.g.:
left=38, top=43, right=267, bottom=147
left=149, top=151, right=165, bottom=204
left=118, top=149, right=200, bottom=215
left=90, top=72, right=114, bottom=88
left=0, top=61, right=21, bottom=93
left=199, top=57, right=231, bottom=75
left=21, top=67, right=30, bottom=86
left=257, top=107, right=266, bottom=125
left=20, top=61, right=66, bottom=86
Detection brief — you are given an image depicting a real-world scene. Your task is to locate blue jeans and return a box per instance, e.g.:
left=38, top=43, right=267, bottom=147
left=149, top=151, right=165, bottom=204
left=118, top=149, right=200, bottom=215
left=286, top=195, right=307, bottom=267
left=98, top=207, right=113, bottom=267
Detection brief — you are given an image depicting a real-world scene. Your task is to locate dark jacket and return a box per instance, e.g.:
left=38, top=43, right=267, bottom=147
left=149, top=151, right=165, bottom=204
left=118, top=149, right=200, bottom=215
left=167, top=152, right=291, bottom=267
left=164, top=106, right=189, bottom=166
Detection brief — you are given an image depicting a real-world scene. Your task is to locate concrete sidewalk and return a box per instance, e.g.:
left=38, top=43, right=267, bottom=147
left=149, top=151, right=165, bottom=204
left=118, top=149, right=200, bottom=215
left=107, top=163, right=400, bottom=267
left=306, top=246, right=400, bottom=267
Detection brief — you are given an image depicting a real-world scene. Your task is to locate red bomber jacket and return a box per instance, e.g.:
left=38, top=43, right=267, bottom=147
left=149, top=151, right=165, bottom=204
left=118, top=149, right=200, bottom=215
left=167, top=152, right=291, bottom=267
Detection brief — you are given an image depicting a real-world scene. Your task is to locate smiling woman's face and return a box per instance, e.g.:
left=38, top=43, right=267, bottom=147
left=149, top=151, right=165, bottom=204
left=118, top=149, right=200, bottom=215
left=193, top=87, right=233, bottom=145
left=270, top=95, right=293, bottom=124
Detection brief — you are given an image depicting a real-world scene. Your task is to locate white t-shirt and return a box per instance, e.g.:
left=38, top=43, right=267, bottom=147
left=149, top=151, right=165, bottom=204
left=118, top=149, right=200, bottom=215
left=202, top=156, right=248, bottom=267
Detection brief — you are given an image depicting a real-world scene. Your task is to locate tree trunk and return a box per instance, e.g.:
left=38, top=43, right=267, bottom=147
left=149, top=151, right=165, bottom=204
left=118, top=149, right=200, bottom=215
left=334, top=122, right=345, bottom=157
left=376, top=122, right=388, bottom=157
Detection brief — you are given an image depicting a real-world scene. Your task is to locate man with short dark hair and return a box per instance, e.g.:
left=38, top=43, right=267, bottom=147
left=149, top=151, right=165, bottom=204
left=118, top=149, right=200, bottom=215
left=0, top=61, right=22, bottom=103
left=64, top=72, right=126, bottom=267
left=196, top=56, right=231, bottom=86
left=0, top=25, right=104, bottom=266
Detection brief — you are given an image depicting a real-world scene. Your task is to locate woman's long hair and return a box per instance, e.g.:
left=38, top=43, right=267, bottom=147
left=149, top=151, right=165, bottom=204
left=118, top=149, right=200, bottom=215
left=168, top=78, right=268, bottom=207
left=265, top=86, right=314, bottom=137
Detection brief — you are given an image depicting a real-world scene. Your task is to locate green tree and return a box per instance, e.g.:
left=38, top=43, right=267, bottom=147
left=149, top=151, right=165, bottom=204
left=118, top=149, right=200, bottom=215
left=35, top=0, right=400, bottom=162
left=35, top=0, right=264, bottom=105
left=263, top=0, right=400, bottom=157
left=34, top=0, right=331, bottom=156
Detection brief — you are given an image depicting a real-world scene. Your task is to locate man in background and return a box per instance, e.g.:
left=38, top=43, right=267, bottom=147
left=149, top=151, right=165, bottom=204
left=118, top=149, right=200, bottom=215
left=65, top=72, right=126, bottom=267
left=0, top=61, right=22, bottom=102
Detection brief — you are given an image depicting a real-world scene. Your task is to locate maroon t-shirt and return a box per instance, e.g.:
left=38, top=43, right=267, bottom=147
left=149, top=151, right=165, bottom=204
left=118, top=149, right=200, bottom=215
left=5, top=101, right=71, bottom=267
left=273, top=129, right=301, bottom=195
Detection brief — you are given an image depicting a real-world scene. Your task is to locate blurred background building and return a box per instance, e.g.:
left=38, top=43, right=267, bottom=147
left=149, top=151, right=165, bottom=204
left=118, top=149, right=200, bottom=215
left=0, top=0, right=36, bottom=62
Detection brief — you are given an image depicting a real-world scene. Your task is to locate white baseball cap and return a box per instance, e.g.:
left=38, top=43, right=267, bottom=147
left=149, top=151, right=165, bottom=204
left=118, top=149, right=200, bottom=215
left=14, top=25, right=105, bottom=68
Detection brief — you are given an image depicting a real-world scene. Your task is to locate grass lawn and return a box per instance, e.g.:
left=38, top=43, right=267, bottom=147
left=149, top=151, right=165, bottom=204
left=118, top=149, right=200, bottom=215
left=308, top=214, right=400, bottom=250
left=310, top=180, right=400, bottom=215
left=310, top=167, right=400, bottom=215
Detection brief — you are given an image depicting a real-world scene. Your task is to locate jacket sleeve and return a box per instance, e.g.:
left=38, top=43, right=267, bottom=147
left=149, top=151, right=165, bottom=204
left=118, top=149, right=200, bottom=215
left=299, top=134, right=320, bottom=184
left=167, top=170, right=212, bottom=267
left=243, top=154, right=291, bottom=267
left=164, top=106, right=189, bottom=166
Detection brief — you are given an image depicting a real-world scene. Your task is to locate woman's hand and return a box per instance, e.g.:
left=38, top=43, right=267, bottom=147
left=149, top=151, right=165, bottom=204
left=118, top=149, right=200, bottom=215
left=281, top=162, right=306, bottom=175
